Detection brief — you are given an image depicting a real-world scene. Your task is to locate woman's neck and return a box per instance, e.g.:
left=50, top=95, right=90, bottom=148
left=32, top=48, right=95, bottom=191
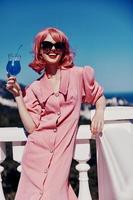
left=45, top=65, right=60, bottom=79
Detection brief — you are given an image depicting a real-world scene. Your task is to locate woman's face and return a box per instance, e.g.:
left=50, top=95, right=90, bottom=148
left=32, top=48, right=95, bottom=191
left=40, top=34, right=64, bottom=67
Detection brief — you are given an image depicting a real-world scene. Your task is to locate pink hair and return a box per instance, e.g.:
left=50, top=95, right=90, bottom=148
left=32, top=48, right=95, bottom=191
left=29, top=27, right=74, bottom=73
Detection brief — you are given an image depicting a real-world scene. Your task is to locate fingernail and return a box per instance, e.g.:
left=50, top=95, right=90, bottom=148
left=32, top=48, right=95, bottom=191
left=99, top=132, right=103, bottom=137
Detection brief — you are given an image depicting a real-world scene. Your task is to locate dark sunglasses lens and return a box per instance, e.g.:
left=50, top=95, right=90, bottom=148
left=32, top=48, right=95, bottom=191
left=41, top=41, right=65, bottom=52
left=41, top=41, right=53, bottom=50
left=55, top=42, right=65, bottom=50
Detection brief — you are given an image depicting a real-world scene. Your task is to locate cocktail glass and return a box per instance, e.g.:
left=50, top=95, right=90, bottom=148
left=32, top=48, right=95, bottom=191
left=6, top=54, right=21, bottom=76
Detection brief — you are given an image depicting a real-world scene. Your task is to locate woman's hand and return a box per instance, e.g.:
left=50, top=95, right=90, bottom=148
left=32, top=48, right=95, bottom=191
left=6, top=76, right=21, bottom=97
left=90, top=109, right=104, bottom=136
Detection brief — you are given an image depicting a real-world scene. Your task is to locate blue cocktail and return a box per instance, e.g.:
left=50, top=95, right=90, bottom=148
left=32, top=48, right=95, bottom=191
left=6, top=54, right=21, bottom=76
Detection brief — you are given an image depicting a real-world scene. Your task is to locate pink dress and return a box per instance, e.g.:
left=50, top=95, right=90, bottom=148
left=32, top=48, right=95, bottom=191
left=15, top=66, right=103, bottom=200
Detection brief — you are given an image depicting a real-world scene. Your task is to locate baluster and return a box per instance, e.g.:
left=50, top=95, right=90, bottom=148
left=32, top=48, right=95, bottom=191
left=73, top=125, right=92, bottom=200
left=12, top=141, right=26, bottom=173
left=76, top=162, right=92, bottom=200
left=0, top=166, right=5, bottom=200
left=0, top=142, right=6, bottom=200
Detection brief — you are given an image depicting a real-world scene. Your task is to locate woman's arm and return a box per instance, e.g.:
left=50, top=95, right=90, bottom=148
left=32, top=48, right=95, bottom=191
left=81, top=66, right=106, bottom=135
left=15, top=95, right=36, bottom=134
left=6, top=76, right=36, bottom=134
left=90, top=95, right=106, bottom=135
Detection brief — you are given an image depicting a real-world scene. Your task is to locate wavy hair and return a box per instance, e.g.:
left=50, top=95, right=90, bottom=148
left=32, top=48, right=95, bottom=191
left=29, top=27, right=74, bottom=73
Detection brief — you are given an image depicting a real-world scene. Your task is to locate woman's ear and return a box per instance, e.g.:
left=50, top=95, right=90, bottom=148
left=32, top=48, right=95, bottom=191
left=39, top=49, right=43, bottom=55
left=39, top=50, right=44, bottom=59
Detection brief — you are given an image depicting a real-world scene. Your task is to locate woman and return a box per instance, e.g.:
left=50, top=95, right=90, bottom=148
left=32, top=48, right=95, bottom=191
left=6, top=27, right=106, bottom=200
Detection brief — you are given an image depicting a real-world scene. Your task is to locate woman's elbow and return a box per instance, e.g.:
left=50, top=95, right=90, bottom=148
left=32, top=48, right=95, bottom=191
left=25, top=123, right=37, bottom=135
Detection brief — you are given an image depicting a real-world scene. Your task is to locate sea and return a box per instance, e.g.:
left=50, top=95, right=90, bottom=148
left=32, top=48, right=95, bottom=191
left=105, top=92, right=133, bottom=105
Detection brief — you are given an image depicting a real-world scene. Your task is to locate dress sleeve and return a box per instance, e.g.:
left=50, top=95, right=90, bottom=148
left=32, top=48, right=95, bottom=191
left=22, top=85, right=41, bottom=128
left=82, top=66, right=104, bottom=105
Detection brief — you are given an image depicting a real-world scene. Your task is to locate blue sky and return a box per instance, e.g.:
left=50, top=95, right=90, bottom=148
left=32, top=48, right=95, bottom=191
left=0, top=0, right=133, bottom=93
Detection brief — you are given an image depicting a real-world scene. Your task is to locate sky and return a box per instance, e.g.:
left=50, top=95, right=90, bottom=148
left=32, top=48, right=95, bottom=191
left=0, top=0, right=133, bottom=93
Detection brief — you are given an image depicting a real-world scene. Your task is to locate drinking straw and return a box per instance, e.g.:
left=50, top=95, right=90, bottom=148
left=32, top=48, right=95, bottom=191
left=15, top=44, right=23, bottom=56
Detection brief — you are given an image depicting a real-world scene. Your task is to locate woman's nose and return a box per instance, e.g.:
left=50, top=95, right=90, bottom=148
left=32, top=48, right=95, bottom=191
left=51, top=45, right=55, bottom=50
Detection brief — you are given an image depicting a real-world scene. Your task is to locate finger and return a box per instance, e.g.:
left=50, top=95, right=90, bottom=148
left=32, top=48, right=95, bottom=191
left=7, top=80, right=15, bottom=86
left=6, top=75, right=16, bottom=81
left=90, top=124, right=98, bottom=135
left=6, top=81, right=15, bottom=88
left=96, top=121, right=103, bottom=133
left=90, top=120, right=97, bottom=131
left=6, top=83, right=13, bottom=89
left=7, top=76, right=16, bottom=82
left=6, top=80, right=15, bottom=84
left=91, top=122, right=102, bottom=135
left=6, top=83, right=15, bottom=90
left=7, top=76, right=17, bottom=84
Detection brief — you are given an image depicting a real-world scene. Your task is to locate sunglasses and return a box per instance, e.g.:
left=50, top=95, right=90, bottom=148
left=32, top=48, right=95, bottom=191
left=40, top=41, right=66, bottom=53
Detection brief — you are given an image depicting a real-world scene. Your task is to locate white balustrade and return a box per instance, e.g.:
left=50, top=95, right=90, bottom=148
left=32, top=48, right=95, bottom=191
left=91, top=106, right=133, bottom=200
left=0, top=127, right=93, bottom=200
left=0, top=106, right=133, bottom=200
left=0, top=127, right=27, bottom=200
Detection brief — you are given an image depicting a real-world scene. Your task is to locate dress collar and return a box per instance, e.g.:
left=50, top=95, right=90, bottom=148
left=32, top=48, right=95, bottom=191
left=39, top=68, right=70, bottom=103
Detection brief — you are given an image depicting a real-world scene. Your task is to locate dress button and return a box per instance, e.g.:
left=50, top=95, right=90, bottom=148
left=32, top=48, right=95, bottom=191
left=54, top=92, right=59, bottom=97
left=50, top=149, right=54, bottom=153
left=53, top=128, right=57, bottom=132
left=44, top=169, right=48, bottom=173
left=57, top=111, right=61, bottom=116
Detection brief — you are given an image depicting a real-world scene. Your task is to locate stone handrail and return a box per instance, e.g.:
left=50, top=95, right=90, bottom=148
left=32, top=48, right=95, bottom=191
left=0, top=106, right=133, bottom=200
